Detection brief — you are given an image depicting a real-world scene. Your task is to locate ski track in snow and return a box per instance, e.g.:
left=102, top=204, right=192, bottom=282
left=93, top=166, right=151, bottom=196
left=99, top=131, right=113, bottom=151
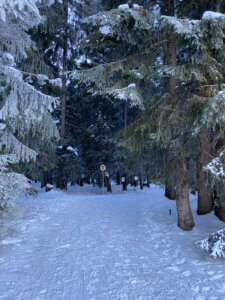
left=0, top=184, right=225, bottom=300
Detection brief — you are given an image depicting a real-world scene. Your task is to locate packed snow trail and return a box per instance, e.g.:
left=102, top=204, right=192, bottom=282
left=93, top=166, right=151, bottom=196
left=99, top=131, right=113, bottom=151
left=0, top=185, right=225, bottom=300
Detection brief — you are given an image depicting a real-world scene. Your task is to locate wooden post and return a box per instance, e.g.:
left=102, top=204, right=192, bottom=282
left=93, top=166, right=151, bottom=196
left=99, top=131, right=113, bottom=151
left=102, top=171, right=105, bottom=195
left=100, top=165, right=106, bottom=195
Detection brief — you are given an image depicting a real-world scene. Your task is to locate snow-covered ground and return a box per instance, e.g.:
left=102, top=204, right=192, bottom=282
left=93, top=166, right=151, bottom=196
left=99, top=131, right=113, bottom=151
left=0, top=184, right=225, bottom=300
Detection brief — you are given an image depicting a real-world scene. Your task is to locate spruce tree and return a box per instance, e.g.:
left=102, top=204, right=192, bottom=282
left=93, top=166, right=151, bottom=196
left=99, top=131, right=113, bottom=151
left=0, top=1, right=59, bottom=208
left=71, top=1, right=224, bottom=229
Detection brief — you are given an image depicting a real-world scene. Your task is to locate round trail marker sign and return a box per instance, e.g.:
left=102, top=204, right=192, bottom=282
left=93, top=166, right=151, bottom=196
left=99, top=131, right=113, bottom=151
left=100, top=165, right=106, bottom=172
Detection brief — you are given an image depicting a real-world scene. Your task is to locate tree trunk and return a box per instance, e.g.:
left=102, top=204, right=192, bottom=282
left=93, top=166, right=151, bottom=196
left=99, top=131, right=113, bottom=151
left=48, top=176, right=53, bottom=185
left=57, top=0, right=68, bottom=190
left=176, top=159, right=195, bottom=231
left=147, top=175, right=150, bottom=188
left=124, top=101, right=127, bottom=142
left=214, top=188, right=225, bottom=222
left=139, top=172, right=143, bottom=189
left=79, top=177, right=84, bottom=187
left=60, top=0, right=68, bottom=138
left=165, top=147, right=176, bottom=200
left=105, top=173, right=112, bottom=193
left=197, top=128, right=214, bottom=215
left=130, top=175, right=134, bottom=186
left=214, top=204, right=225, bottom=222
left=125, top=173, right=129, bottom=186
left=122, top=174, right=127, bottom=191
left=40, top=170, right=47, bottom=188
left=134, top=175, right=138, bottom=187
left=163, top=0, right=177, bottom=201
left=116, top=171, right=120, bottom=185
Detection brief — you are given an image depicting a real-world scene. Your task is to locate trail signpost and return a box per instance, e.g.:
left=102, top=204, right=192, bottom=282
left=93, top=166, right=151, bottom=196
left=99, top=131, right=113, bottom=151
left=100, top=165, right=106, bottom=195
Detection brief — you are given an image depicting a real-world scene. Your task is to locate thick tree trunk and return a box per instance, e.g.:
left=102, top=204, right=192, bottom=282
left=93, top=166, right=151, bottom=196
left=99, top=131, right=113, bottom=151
left=165, top=181, right=176, bottom=200
left=176, top=159, right=195, bottom=231
left=214, top=191, right=225, bottom=222
left=214, top=205, right=225, bottom=222
left=164, top=31, right=177, bottom=199
left=57, top=0, right=68, bottom=190
left=165, top=147, right=176, bottom=200
left=163, top=0, right=177, bottom=200
left=197, top=128, right=214, bottom=215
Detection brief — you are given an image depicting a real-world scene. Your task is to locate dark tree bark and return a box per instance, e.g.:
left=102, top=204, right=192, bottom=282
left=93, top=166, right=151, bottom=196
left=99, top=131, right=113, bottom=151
left=163, top=0, right=177, bottom=200
left=215, top=207, right=225, bottom=222
left=105, top=173, right=112, bottom=193
left=139, top=173, right=143, bottom=189
left=57, top=0, right=68, bottom=191
left=122, top=174, right=127, bottom=191
left=176, top=158, right=195, bottom=231
left=56, top=182, right=67, bottom=190
left=124, top=101, right=127, bottom=141
left=79, top=177, right=84, bottom=187
left=197, top=128, right=214, bottom=215
left=134, top=176, right=138, bottom=187
left=147, top=175, right=151, bottom=188
left=116, top=171, right=120, bottom=185
left=125, top=173, right=129, bottom=186
left=165, top=148, right=176, bottom=200
left=60, top=0, right=68, bottom=138
left=130, top=175, right=134, bottom=186
left=40, top=170, right=47, bottom=188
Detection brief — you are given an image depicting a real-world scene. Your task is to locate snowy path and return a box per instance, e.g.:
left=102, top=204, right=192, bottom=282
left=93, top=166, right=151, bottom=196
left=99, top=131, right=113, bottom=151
left=0, top=185, right=225, bottom=300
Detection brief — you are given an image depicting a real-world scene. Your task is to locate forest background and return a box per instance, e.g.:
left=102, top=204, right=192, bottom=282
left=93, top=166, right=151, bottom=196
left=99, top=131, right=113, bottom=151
left=0, top=0, right=224, bottom=236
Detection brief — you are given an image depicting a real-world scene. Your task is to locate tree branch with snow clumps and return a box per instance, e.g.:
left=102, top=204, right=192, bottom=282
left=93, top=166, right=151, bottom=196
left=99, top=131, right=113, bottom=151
left=196, top=229, right=225, bottom=259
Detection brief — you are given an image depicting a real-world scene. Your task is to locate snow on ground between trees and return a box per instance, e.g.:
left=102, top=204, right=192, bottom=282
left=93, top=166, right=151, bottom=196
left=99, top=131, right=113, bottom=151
left=0, top=184, right=225, bottom=299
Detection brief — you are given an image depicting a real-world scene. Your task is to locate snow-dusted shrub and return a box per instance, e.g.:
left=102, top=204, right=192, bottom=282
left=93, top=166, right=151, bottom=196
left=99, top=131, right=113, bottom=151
left=0, top=154, right=30, bottom=239
left=196, top=229, right=225, bottom=259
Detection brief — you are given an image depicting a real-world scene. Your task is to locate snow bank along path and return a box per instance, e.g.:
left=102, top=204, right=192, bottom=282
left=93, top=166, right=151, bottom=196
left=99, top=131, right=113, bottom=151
left=0, top=184, right=225, bottom=299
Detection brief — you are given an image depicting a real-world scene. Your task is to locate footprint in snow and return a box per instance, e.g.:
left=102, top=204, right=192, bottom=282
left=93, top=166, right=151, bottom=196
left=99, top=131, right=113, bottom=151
left=176, top=258, right=186, bottom=265
left=208, top=271, right=215, bottom=275
left=58, top=244, right=71, bottom=249
left=202, top=286, right=210, bottom=292
left=209, top=274, right=224, bottom=280
left=192, top=260, right=205, bottom=266
left=166, top=266, right=180, bottom=272
left=182, top=271, right=191, bottom=277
